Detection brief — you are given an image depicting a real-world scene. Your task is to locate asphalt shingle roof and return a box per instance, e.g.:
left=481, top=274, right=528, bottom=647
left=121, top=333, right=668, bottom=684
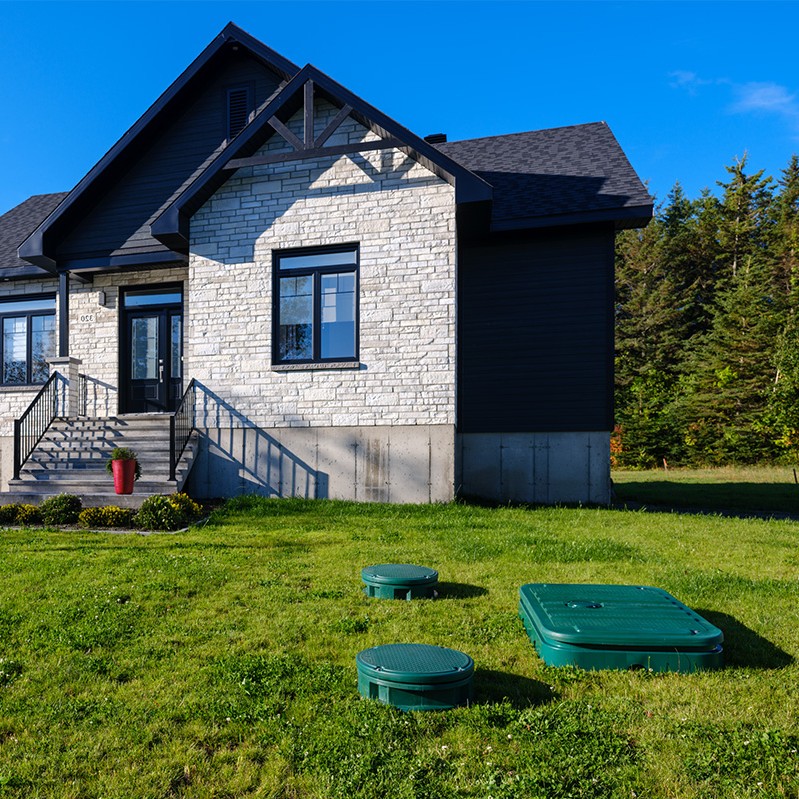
left=0, top=122, right=652, bottom=279
left=0, top=193, right=67, bottom=279
left=439, top=122, right=652, bottom=230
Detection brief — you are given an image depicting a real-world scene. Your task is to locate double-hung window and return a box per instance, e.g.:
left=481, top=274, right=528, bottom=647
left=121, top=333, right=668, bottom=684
left=0, top=295, right=56, bottom=385
left=273, top=245, right=359, bottom=365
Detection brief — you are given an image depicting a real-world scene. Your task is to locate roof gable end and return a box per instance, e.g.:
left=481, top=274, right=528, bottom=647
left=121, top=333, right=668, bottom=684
left=150, top=63, right=492, bottom=250
left=18, top=23, right=301, bottom=272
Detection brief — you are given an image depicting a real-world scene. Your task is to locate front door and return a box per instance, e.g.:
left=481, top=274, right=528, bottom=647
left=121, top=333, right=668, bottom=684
left=121, top=286, right=183, bottom=413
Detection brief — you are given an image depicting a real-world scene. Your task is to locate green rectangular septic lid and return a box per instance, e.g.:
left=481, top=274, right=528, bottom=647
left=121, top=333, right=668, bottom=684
left=519, top=584, right=723, bottom=649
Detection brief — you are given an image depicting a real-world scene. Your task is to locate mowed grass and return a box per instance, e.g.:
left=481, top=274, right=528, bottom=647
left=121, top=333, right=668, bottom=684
left=0, top=497, right=798, bottom=798
left=613, top=465, right=799, bottom=515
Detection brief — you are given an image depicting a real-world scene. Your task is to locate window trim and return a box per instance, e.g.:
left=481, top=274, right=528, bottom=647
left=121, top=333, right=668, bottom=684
left=272, top=244, right=360, bottom=367
left=0, top=293, right=56, bottom=386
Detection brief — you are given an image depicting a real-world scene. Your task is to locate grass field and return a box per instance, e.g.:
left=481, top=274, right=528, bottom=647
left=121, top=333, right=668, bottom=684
left=0, top=497, right=798, bottom=798
left=613, top=465, right=799, bottom=515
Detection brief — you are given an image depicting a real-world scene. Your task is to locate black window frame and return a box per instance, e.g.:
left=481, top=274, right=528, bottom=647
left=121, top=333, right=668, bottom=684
left=225, top=82, right=255, bottom=142
left=0, top=294, right=57, bottom=387
left=272, top=244, right=360, bottom=366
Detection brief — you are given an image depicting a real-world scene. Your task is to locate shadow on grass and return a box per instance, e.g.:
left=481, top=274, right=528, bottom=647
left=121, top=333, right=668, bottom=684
left=437, top=582, right=488, bottom=600
left=614, top=481, right=799, bottom=519
left=696, top=609, right=793, bottom=669
left=473, top=668, right=556, bottom=708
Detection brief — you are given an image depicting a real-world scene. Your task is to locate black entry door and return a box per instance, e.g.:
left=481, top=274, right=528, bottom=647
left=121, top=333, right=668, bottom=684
left=121, top=288, right=182, bottom=413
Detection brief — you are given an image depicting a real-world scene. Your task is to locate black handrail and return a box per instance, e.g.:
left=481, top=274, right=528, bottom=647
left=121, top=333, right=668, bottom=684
left=170, top=378, right=196, bottom=481
left=13, top=372, right=61, bottom=480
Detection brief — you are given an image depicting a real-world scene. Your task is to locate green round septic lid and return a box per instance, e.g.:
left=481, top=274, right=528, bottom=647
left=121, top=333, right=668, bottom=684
left=357, top=644, right=473, bottom=684
left=361, top=564, right=439, bottom=586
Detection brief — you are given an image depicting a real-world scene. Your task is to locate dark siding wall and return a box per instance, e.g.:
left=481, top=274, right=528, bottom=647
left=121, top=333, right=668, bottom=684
left=56, top=54, right=282, bottom=260
left=458, top=226, right=615, bottom=433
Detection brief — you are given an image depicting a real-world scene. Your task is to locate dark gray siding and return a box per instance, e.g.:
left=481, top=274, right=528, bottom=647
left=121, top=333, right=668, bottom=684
left=457, top=226, right=615, bottom=433
left=55, top=53, right=282, bottom=261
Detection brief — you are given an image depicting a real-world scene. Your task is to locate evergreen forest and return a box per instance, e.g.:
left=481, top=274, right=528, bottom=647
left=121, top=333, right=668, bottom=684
left=614, top=152, right=799, bottom=468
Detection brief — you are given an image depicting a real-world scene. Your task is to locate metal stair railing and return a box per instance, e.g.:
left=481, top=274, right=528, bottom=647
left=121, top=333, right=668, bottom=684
left=170, top=379, right=197, bottom=481
left=13, top=372, right=61, bottom=480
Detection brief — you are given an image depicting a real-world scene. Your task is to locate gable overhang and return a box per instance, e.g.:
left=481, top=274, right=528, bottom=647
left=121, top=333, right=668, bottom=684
left=17, top=23, right=300, bottom=273
left=150, top=64, right=493, bottom=251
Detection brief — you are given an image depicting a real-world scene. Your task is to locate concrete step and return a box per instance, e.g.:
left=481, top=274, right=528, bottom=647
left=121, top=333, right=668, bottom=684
left=28, top=447, right=174, bottom=462
left=0, top=491, right=175, bottom=510
left=44, top=432, right=171, bottom=443
left=5, top=417, right=200, bottom=507
left=10, top=477, right=182, bottom=492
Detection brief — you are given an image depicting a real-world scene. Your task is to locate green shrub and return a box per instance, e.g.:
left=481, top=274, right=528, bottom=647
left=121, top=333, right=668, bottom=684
left=15, top=505, right=41, bottom=526
left=134, top=495, right=185, bottom=531
left=168, top=492, right=202, bottom=521
left=78, top=506, right=135, bottom=529
left=40, top=494, right=82, bottom=526
left=0, top=504, right=21, bottom=525
left=134, top=493, right=202, bottom=531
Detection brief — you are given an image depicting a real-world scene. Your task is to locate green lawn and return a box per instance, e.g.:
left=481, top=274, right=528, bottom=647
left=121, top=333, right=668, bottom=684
left=0, top=497, right=798, bottom=798
left=613, top=465, right=799, bottom=515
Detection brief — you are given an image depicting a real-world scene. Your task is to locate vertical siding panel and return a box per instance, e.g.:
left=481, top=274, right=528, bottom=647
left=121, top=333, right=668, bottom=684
left=55, top=54, right=282, bottom=260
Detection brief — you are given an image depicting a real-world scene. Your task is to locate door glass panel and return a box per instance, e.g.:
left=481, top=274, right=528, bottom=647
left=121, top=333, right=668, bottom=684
left=3, top=317, right=27, bottom=384
left=279, top=276, right=313, bottom=360
left=131, top=317, right=158, bottom=380
left=124, top=290, right=182, bottom=308
left=31, top=315, right=55, bottom=384
left=171, top=315, right=182, bottom=379
left=320, top=272, right=356, bottom=358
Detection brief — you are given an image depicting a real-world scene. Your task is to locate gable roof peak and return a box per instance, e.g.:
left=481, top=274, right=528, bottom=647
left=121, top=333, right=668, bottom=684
left=18, top=23, right=301, bottom=271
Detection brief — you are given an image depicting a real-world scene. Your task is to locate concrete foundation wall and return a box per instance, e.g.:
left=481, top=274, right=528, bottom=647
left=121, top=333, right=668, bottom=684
left=458, top=431, right=611, bottom=505
left=186, top=423, right=455, bottom=503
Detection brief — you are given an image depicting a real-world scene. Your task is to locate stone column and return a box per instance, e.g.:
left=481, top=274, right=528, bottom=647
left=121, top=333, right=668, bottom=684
left=47, top=356, right=83, bottom=418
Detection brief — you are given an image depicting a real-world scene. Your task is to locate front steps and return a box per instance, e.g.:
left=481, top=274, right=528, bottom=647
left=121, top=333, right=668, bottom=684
left=5, top=415, right=199, bottom=509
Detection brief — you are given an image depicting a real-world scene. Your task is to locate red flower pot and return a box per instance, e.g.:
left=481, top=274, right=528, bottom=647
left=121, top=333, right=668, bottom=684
left=112, top=459, right=137, bottom=494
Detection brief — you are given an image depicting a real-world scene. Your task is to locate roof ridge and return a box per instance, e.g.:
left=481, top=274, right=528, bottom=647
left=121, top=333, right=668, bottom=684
left=443, top=121, right=608, bottom=147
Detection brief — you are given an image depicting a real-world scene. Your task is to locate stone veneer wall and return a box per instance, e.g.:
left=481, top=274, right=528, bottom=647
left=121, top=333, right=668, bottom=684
left=187, top=101, right=456, bottom=429
left=185, top=100, right=457, bottom=500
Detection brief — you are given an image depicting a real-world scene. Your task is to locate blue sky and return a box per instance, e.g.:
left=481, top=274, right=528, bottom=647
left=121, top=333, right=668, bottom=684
left=1, top=0, right=799, bottom=215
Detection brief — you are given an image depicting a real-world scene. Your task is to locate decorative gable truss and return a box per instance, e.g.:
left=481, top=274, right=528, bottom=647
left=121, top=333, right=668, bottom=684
left=150, top=64, right=492, bottom=252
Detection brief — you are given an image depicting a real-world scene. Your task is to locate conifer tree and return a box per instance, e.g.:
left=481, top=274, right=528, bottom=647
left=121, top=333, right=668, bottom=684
left=765, top=155, right=799, bottom=458
left=678, top=155, right=777, bottom=463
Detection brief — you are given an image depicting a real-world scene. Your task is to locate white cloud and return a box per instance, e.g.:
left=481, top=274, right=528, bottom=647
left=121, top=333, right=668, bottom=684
left=731, top=82, right=799, bottom=119
left=670, top=71, right=799, bottom=131
left=668, top=70, right=716, bottom=94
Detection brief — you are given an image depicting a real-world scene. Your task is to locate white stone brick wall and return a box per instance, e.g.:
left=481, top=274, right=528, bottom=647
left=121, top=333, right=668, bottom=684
left=188, top=100, right=457, bottom=429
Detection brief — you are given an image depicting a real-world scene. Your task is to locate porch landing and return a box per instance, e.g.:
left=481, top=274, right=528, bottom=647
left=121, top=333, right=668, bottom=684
left=5, top=415, right=198, bottom=509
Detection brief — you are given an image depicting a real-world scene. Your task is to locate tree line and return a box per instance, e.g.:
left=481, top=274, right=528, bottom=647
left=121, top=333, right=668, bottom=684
left=614, top=153, right=799, bottom=468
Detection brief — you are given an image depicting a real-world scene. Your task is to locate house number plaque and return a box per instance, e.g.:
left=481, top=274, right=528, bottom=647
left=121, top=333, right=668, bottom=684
left=79, top=313, right=95, bottom=323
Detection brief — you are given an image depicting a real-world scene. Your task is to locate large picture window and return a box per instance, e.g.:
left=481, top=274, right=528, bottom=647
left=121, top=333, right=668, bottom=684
left=273, top=245, right=358, bottom=365
left=0, top=296, right=56, bottom=386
